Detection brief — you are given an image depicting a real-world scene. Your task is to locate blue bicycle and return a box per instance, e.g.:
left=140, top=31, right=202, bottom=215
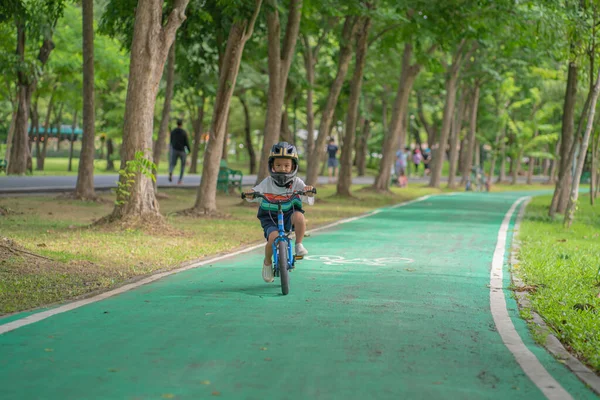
left=241, top=188, right=317, bottom=295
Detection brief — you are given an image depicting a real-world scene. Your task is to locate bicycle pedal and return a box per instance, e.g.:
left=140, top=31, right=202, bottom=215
left=294, top=255, right=304, bottom=260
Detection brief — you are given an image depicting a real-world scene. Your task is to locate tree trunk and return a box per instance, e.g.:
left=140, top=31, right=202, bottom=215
left=302, top=34, right=316, bottom=159
left=8, top=19, right=55, bottom=175
left=591, top=132, right=599, bottom=204
left=417, top=92, right=437, bottom=150
left=280, top=106, right=293, bottom=143
left=542, top=149, right=550, bottom=177
left=458, top=136, right=467, bottom=178
left=429, top=39, right=469, bottom=188
left=596, top=168, right=600, bottom=201
left=550, top=61, right=578, bottom=217
left=99, top=138, right=105, bottom=159
left=111, top=0, right=190, bottom=221
left=381, top=86, right=389, bottom=152
left=106, top=138, right=115, bottom=171
left=337, top=15, right=371, bottom=197
left=53, top=103, right=64, bottom=153
left=153, top=39, right=177, bottom=174
left=189, top=96, right=205, bottom=174
left=488, top=132, right=502, bottom=185
left=68, top=110, right=78, bottom=172
left=356, top=102, right=372, bottom=177
left=37, top=88, right=55, bottom=171
left=239, top=95, right=256, bottom=174
left=511, top=149, right=522, bottom=185
left=32, top=100, right=40, bottom=164
left=497, top=128, right=506, bottom=183
left=75, top=0, right=97, bottom=199
left=194, top=3, right=262, bottom=213
left=357, top=118, right=370, bottom=177
left=526, top=131, right=538, bottom=185
left=565, top=64, right=600, bottom=227
left=4, top=110, right=17, bottom=166
left=448, top=88, right=466, bottom=188
left=460, top=83, right=480, bottom=185
left=305, top=16, right=357, bottom=186
left=373, top=42, right=422, bottom=191
left=256, top=0, right=303, bottom=183
left=221, top=110, right=230, bottom=161
left=548, top=138, right=561, bottom=184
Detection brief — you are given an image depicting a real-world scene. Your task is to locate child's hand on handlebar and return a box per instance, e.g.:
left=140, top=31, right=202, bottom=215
left=304, top=186, right=314, bottom=197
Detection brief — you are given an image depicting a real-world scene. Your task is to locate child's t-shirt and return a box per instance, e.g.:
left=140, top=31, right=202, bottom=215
left=247, top=177, right=314, bottom=219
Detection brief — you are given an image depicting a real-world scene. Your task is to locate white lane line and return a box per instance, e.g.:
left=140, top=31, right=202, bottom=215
left=491, top=197, right=572, bottom=400
left=0, top=194, right=433, bottom=334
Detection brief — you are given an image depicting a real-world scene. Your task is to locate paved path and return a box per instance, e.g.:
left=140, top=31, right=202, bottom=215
left=0, top=192, right=595, bottom=399
left=0, top=174, right=550, bottom=194
left=0, top=174, right=373, bottom=194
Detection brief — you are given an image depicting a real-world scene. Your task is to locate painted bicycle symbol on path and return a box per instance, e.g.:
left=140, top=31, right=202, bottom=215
left=303, top=255, right=414, bottom=266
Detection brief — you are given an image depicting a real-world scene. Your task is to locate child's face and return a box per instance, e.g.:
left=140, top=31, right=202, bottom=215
left=272, top=158, right=293, bottom=173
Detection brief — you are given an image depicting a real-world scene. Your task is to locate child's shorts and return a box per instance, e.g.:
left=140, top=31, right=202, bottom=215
left=259, top=209, right=304, bottom=240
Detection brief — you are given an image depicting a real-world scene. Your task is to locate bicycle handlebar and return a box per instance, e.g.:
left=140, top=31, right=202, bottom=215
left=241, top=188, right=317, bottom=201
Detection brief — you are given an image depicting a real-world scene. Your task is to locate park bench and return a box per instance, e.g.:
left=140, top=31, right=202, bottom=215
left=0, top=159, right=6, bottom=174
left=217, top=160, right=243, bottom=194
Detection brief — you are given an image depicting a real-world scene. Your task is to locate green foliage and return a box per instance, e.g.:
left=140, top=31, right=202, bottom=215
left=114, top=151, right=156, bottom=206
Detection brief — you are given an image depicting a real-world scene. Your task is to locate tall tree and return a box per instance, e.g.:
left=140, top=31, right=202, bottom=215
left=4, top=0, right=65, bottom=175
left=110, top=0, right=190, bottom=221
left=337, top=9, right=372, bottom=196
left=565, top=65, right=600, bottom=226
left=238, top=94, right=256, bottom=173
left=429, top=39, right=475, bottom=188
left=300, top=5, right=337, bottom=160
left=305, top=15, right=357, bottom=186
left=75, top=0, right=96, bottom=199
left=372, top=40, right=432, bottom=192
left=549, top=59, right=578, bottom=216
left=460, top=81, right=481, bottom=185
left=447, top=86, right=467, bottom=188
left=256, top=0, right=303, bottom=183
left=192, top=1, right=262, bottom=214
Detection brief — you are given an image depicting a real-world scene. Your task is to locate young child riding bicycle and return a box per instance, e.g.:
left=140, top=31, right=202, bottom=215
left=244, top=142, right=314, bottom=283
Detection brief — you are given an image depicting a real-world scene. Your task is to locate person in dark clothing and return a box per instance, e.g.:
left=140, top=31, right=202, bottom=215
left=169, top=119, right=190, bottom=184
left=326, top=137, right=339, bottom=183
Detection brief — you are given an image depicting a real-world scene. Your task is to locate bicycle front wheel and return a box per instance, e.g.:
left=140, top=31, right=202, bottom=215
left=278, top=241, right=290, bottom=295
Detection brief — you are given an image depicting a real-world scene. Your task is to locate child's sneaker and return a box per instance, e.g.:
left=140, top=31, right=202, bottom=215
left=295, top=243, right=308, bottom=256
left=262, top=262, right=274, bottom=283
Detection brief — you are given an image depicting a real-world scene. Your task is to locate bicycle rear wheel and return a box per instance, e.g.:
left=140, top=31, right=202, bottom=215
left=278, top=241, right=290, bottom=295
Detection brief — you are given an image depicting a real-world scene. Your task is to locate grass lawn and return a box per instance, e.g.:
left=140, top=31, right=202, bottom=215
left=516, top=194, right=600, bottom=372
left=0, top=183, right=454, bottom=315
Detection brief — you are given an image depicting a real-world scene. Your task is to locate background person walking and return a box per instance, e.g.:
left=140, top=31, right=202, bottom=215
left=169, top=119, right=191, bottom=184
left=326, top=138, right=339, bottom=183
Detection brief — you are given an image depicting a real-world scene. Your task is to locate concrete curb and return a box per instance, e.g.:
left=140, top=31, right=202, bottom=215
left=510, top=198, right=600, bottom=395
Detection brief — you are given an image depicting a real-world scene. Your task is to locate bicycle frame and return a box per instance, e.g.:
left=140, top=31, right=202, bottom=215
left=271, top=202, right=295, bottom=274
left=241, top=188, right=316, bottom=274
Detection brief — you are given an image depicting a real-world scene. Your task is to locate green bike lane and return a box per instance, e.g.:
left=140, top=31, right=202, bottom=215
left=0, top=192, right=597, bottom=399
